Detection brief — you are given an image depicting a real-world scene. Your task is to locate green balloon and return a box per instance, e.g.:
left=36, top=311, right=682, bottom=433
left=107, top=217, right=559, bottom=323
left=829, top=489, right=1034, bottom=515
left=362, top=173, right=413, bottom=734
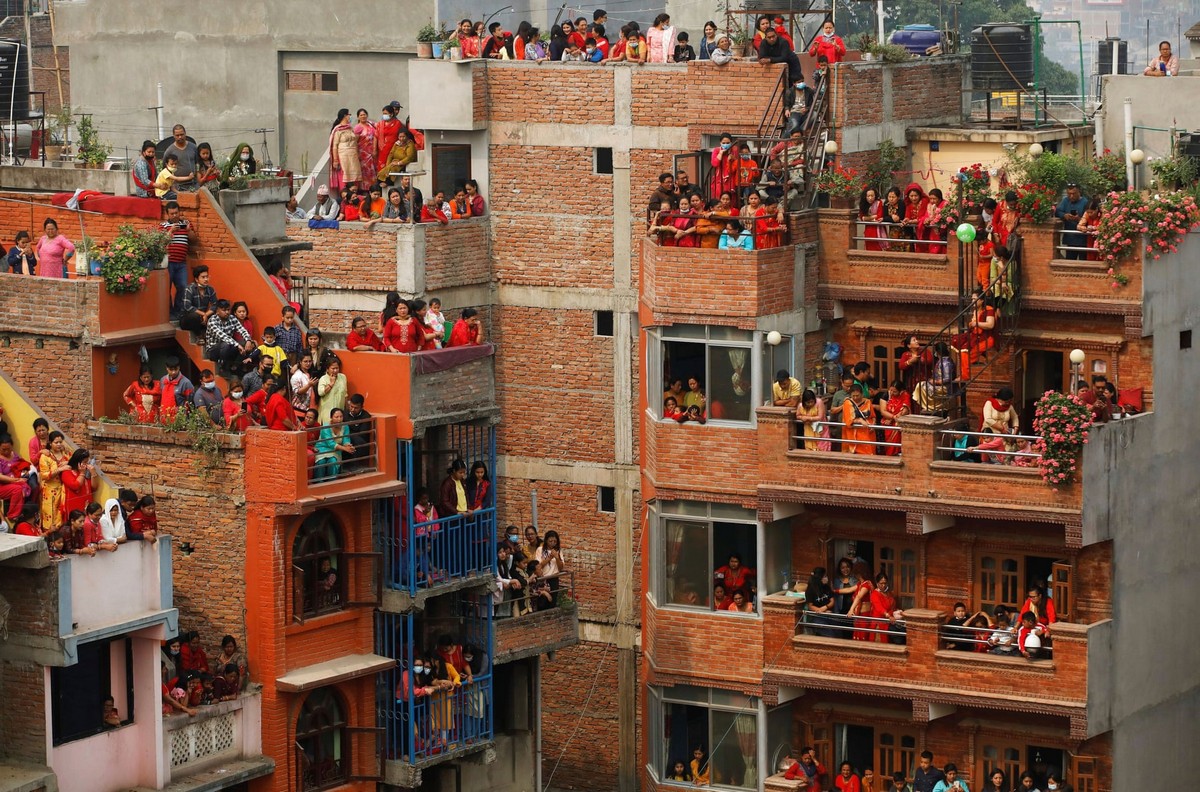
left=955, top=223, right=977, bottom=243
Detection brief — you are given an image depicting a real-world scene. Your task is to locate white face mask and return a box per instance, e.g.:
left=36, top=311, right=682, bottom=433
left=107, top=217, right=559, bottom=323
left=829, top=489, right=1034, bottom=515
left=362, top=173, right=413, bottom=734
left=240, top=153, right=250, bottom=161
left=412, top=665, right=424, bottom=674
left=231, top=391, right=243, bottom=399
left=203, top=381, right=216, bottom=390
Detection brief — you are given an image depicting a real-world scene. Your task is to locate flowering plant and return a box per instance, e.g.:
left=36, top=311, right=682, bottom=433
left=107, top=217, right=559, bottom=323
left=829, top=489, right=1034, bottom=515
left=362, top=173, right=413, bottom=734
left=1031, top=390, right=1093, bottom=486
left=928, top=200, right=960, bottom=235
left=1015, top=182, right=1056, bottom=223
left=956, top=164, right=991, bottom=214
left=1091, top=148, right=1127, bottom=192
left=815, top=165, right=863, bottom=199
left=97, top=224, right=168, bottom=294
left=1095, top=190, right=1200, bottom=286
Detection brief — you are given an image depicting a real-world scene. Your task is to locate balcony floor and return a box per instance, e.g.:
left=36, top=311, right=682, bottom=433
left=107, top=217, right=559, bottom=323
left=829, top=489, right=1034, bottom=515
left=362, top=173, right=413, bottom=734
left=132, top=757, right=275, bottom=792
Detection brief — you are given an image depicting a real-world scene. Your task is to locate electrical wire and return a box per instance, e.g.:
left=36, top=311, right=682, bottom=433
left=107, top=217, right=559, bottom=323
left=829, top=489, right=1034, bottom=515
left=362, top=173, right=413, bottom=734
left=541, top=638, right=612, bottom=792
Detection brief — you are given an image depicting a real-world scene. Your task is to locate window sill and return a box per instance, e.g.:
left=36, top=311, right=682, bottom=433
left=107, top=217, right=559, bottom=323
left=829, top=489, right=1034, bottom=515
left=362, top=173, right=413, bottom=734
left=654, top=602, right=762, bottom=619
left=286, top=608, right=361, bottom=636
left=934, top=648, right=1055, bottom=672
left=651, top=415, right=755, bottom=429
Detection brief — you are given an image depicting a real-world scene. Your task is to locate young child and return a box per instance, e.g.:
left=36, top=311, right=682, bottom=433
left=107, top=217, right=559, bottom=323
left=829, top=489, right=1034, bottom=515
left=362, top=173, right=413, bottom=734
left=673, top=31, right=696, bottom=62
left=663, top=396, right=685, bottom=421
left=678, top=404, right=707, bottom=424
left=427, top=298, right=446, bottom=348
left=561, top=41, right=585, bottom=61
left=666, top=760, right=693, bottom=782
left=987, top=607, right=1017, bottom=655
left=155, top=152, right=181, bottom=199
left=719, top=221, right=754, bottom=250
left=257, top=326, right=288, bottom=378
left=103, top=696, right=122, bottom=728
left=1017, top=610, right=1047, bottom=659
left=8, top=230, right=36, bottom=275
left=199, top=673, right=217, bottom=705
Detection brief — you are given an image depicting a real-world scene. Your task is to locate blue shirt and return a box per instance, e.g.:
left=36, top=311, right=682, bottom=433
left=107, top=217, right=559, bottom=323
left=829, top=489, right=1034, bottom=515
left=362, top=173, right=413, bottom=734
left=1054, top=193, right=1089, bottom=230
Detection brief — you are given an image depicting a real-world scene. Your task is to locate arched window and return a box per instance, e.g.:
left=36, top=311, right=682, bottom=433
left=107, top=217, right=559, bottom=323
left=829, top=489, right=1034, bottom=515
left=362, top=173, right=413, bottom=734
left=296, top=687, right=348, bottom=791
left=292, top=511, right=345, bottom=621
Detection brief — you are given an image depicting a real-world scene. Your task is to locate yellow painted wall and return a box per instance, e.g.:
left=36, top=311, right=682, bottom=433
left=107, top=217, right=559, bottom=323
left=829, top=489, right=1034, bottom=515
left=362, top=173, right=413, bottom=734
left=910, top=136, right=1095, bottom=198
left=0, top=367, right=117, bottom=506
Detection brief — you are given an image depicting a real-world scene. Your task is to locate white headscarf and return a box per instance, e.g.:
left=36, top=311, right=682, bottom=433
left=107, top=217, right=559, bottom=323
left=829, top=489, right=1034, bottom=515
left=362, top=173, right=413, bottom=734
left=99, top=498, right=126, bottom=541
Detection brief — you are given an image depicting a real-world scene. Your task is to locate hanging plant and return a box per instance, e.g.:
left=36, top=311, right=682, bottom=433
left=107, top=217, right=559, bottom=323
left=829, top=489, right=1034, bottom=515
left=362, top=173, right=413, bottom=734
left=1095, top=190, right=1200, bottom=287
left=1031, top=390, right=1093, bottom=487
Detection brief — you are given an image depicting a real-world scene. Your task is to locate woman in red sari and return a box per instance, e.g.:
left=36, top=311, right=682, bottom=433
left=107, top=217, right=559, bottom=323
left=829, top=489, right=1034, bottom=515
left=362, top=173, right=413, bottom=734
left=383, top=300, right=425, bottom=353
left=848, top=561, right=875, bottom=640
left=123, top=366, right=162, bottom=423
left=670, top=196, right=700, bottom=247
left=61, top=449, right=95, bottom=518
left=851, top=570, right=900, bottom=643
left=878, top=383, right=911, bottom=456
left=375, top=104, right=402, bottom=172
left=901, top=182, right=927, bottom=251
left=920, top=188, right=947, bottom=254
left=859, top=188, right=884, bottom=251
left=754, top=198, right=786, bottom=250
left=710, top=133, right=740, bottom=207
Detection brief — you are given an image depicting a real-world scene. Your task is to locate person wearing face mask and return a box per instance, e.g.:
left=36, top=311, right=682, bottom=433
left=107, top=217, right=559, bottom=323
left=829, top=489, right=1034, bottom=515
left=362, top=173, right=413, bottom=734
left=710, top=132, right=740, bottom=206
left=375, top=102, right=402, bottom=171
left=782, top=76, right=813, bottom=137
left=223, top=382, right=253, bottom=431
left=1043, top=771, right=1071, bottom=792
left=192, top=369, right=224, bottom=423
left=804, top=567, right=837, bottom=637
left=808, top=20, right=846, bottom=64
left=132, top=140, right=158, bottom=198
left=221, top=142, right=258, bottom=184
left=162, top=637, right=184, bottom=688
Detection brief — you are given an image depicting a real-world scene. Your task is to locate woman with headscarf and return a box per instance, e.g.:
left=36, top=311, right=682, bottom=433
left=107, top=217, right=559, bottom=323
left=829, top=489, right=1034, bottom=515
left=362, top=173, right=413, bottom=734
left=328, top=108, right=360, bottom=191
left=222, top=142, right=258, bottom=184
left=99, top=498, right=127, bottom=544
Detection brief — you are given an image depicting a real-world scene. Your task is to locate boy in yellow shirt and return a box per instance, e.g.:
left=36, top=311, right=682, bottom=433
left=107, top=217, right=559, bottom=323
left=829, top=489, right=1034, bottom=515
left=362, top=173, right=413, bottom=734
left=256, top=326, right=289, bottom=378
left=155, top=152, right=189, bottom=198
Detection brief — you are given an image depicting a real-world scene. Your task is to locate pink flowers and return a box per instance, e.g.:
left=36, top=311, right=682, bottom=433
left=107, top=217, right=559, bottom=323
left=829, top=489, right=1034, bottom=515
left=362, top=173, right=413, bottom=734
left=1033, top=390, right=1093, bottom=486
left=1095, top=191, right=1200, bottom=288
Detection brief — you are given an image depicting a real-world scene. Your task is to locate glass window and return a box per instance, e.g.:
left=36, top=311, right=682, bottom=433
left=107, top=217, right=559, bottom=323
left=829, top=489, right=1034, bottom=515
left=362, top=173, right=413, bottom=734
left=654, top=326, right=756, bottom=424
left=296, top=687, right=348, bottom=791
left=50, top=637, right=134, bottom=745
left=653, top=503, right=759, bottom=614
left=650, top=685, right=758, bottom=789
left=293, top=511, right=345, bottom=620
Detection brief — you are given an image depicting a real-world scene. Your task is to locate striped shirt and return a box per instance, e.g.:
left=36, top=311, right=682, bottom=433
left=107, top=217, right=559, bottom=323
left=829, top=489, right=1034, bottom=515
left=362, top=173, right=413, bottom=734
left=161, top=219, right=191, bottom=263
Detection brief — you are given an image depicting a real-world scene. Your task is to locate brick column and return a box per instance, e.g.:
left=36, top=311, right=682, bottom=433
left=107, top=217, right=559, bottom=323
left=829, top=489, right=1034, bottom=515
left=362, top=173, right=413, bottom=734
left=901, top=607, right=945, bottom=668
left=762, top=593, right=805, bottom=671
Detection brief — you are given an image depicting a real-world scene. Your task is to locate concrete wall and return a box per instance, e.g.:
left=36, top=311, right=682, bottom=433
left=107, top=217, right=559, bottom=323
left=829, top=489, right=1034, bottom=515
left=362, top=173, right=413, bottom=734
left=1081, top=229, right=1200, bottom=789
left=52, top=0, right=433, bottom=170
left=1098, top=75, right=1200, bottom=172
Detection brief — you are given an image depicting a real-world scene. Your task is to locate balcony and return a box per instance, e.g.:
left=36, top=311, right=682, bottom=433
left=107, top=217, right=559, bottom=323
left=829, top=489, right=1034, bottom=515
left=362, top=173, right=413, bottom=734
left=243, top=415, right=402, bottom=512
left=161, top=689, right=274, bottom=787
left=816, top=211, right=1142, bottom=314
left=339, top=346, right=498, bottom=441
left=0, top=536, right=177, bottom=666
left=761, top=594, right=1097, bottom=718
left=641, top=237, right=801, bottom=325
left=756, top=408, right=1082, bottom=523
left=643, top=596, right=763, bottom=688
left=494, top=571, right=580, bottom=664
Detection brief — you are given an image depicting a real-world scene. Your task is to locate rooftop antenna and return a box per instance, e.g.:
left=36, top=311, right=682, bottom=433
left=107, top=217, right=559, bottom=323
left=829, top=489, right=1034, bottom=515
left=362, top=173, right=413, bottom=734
left=254, top=127, right=275, bottom=170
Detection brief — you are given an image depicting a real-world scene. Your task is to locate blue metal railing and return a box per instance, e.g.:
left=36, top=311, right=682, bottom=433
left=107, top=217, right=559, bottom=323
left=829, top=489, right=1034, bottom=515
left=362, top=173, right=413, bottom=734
left=374, top=423, right=497, bottom=594
left=376, top=599, right=494, bottom=763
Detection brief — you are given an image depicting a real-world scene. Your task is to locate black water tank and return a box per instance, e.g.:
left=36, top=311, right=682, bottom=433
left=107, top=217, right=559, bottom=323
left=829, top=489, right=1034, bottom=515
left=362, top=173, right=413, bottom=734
left=970, top=24, right=1034, bottom=91
left=1097, top=38, right=1128, bottom=75
left=0, top=40, right=30, bottom=120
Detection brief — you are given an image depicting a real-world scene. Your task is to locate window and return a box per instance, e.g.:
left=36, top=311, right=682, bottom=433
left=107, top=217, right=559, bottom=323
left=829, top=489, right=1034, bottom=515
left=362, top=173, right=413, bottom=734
left=293, top=511, right=345, bottom=620
left=876, top=730, right=917, bottom=783
left=594, top=147, right=614, bottom=175
left=431, top=144, right=471, bottom=199
left=598, top=486, right=616, bottom=513
left=653, top=501, right=759, bottom=614
left=296, top=687, right=348, bottom=791
left=649, top=325, right=756, bottom=424
left=1182, top=329, right=1193, bottom=350
left=869, top=342, right=903, bottom=392
left=51, top=636, right=133, bottom=745
left=979, top=742, right=1023, bottom=788
left=285, top=71, right=338, bottom=92
left=975, top=554, right=1061, bottom=617
left=595, top=310, right=614, bottom=337
left=828, top=538, right=918, bottom=609
left=649, top=685, right=758, bottom=789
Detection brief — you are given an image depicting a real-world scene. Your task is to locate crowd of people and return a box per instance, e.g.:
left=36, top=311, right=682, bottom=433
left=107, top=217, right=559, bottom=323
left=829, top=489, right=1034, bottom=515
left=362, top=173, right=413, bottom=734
left=393, top=633, right=489, bottom=756
left=754, top=748, right=1077, bottom=792
left=1, top=418, right=166, bottom=555
left=494, top=525, right=569, bottom=617
left=160, top=632, right=250, bottom=718
left=290, top=175, right=487, bottom=228
left=133, top=125, right=268, bottom=200
left=451, top=10, right=844, bottom=69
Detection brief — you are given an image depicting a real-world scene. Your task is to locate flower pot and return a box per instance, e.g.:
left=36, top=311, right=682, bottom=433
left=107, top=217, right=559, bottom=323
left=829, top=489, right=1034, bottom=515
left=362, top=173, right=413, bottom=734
left=830, top=196, right=854, bottom=209
left=417, top=41, right=433, bottom=58
left=44, top=144, right=63, bottom=161
left=450, top=46, right=462, bottom=61
left=431, top=41, right=445, bottom=58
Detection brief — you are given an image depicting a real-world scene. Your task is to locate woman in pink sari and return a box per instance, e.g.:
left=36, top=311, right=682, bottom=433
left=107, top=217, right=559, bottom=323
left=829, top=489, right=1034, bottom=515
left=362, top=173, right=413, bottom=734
left=353, top=108, right=378, bottom=189
left=859, top=188, right=884, bottom=251
left=328, top=108, right=359, bottom=191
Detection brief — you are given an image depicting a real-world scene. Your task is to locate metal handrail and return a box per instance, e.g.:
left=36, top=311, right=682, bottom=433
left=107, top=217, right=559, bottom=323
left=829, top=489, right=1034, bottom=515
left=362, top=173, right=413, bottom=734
left=793, top=421, right=902, bottom=453
left=496, top=569, right=576, bottom=616
left=304, top=416, right=378, bottom=483
left=936, top=429, right=1043, bottom=464
left=800, top=610, right=907, bottom=640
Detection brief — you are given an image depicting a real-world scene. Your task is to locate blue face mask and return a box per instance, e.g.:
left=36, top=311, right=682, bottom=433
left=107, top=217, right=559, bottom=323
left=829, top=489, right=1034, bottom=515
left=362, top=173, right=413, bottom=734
left=508, top=534, right=520, bottom=543
left=720, top=142, right=732, bottom=150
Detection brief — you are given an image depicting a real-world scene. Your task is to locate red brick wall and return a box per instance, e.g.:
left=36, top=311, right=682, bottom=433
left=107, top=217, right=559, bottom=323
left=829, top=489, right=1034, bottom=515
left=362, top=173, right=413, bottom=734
left=0, top=659, right=47, bottom=764
left=484, top=63, right=615, bottom=125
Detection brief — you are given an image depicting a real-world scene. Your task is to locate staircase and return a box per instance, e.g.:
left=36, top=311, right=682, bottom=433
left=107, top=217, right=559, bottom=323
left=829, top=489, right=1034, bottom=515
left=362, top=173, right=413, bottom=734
left=922, top=234, right=1025, bottom=420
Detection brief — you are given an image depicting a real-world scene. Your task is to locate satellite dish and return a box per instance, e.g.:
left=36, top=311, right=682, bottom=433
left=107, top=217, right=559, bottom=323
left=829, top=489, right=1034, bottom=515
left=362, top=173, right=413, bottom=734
left=155, top=134, right=197, bottom=164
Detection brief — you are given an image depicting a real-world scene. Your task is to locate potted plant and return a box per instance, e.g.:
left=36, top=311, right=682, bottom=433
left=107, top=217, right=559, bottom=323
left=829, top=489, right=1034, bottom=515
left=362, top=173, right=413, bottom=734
left=98, top=224, right=170, bottom=294
left=75, top=114, right=112, bottom=169
left=417, top=22, right=443, bottom=58
left=814, top=164, right=863, bottom=208
left=857, top=33, right=876, bottom=59
left=730, top=27, right=751, bottom=58
left=45, top=105, right=72, bottom=162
